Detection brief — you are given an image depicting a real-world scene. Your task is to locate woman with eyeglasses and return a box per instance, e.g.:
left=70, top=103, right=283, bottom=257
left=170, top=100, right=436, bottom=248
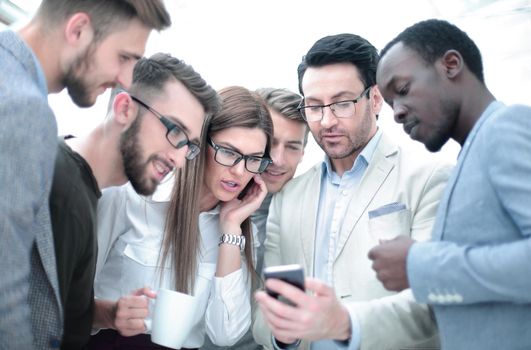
left=90, top=86, right=272, bottom=350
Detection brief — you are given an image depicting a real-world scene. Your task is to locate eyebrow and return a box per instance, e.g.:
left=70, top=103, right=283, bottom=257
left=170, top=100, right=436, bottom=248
left=166, top=114, right=199, bottom=143
left=122, top=50, right=143, bottom=61
left=216, top=141, right=265, bottom=156
left=305, top=90, right=361, bottom=103
left=286, top=140, right=304, bottom=146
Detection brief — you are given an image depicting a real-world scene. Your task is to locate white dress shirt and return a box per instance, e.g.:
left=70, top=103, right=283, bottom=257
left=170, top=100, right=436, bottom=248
left=312, top=129, right=382, bottom=350
left=94, top=181, right=256, bottom=348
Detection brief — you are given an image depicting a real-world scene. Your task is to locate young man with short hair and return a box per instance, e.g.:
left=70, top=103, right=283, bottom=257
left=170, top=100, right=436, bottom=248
left=254, top=34, right=452, bottom=350
left=0, top=1, right=170, bottom=348
left=371, top=19, right=531, bottom=350
left=51, top=53, right=220, bottom=349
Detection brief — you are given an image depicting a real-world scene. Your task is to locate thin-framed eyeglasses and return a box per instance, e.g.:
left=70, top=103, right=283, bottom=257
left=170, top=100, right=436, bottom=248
left=130, top=95, right=201, bottom=160
left=208, top=138, right=272, bottom=174
left=297, top=86, right=371, bottom=122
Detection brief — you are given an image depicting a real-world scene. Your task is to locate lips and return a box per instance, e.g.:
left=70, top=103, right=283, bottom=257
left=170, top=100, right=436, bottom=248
left=264, top=167, right=286, bottom=177
left=153, top=159, right=172, bottom=181
left=220, top=179, right=241, bottom=193
left=403, top=120, right=419, bottom=136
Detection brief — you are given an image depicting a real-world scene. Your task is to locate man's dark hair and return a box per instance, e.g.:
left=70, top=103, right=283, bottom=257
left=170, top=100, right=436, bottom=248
left=297, top=33, right=379, bottom=95
left=380, top=19, right=484, bottom=83
left=129, top=53, right=220, bottom=118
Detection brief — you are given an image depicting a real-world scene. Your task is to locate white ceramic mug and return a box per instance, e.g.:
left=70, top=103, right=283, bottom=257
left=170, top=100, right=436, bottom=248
left=150, top=288, right=198, bottom=349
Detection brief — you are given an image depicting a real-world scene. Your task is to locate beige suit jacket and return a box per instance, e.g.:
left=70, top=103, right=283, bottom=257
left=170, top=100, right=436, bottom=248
left=253, top=133, right=453, bottom=350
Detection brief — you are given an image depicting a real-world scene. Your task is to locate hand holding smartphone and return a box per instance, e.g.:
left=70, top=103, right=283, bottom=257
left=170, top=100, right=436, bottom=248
left=263, top=264, right=305, bottom=304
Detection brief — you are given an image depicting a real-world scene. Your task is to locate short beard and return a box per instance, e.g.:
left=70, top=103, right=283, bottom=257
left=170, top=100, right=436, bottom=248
left=63, top=43, right=96, bottom=107
left=319, top=103, right=375, bottom=160
left=119, top=113, right=157, bottom=196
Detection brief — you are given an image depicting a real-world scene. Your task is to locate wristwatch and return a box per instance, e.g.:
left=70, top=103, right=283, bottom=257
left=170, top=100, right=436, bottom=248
left=218, top=233, right=246, bottom=252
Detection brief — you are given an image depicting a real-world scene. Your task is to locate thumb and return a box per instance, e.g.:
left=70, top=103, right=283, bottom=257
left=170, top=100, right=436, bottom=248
left=305, top=277, right=333, bottom=297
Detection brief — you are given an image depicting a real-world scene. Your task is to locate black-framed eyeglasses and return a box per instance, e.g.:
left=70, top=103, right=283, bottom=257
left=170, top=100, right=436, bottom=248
left=130, top=95, right=200, bottom=160
left=208, top=139, right=272, bottom=174
left=297, top=86, right=371, bottom=122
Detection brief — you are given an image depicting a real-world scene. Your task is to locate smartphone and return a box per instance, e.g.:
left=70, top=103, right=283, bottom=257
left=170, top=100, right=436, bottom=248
left=263, top=264, right=305, bottom=302
left=238, top=178, right=255, bottom=200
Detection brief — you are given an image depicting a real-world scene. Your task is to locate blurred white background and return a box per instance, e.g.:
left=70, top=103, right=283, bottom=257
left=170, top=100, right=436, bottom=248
left=3, top=0, right=530, bottom=174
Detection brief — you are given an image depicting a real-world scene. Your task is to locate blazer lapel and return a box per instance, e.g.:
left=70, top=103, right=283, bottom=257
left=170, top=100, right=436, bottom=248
left=334, top=134, right=396, bottom=260
left=434, top=103, right=502, bottom=240
left=299, top=164, right=322, bottom=276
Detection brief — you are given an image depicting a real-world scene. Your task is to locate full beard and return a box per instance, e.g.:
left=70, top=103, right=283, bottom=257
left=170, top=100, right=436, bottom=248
left=119, top=115, right=157, bottom=196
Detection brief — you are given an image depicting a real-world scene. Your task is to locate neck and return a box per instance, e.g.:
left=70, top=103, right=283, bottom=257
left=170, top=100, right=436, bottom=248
left=68, top=125, right=127, bottom=191
left=199, top=183, right=219, bottom=212
left=18, top=19, right=65, bottom=93
left=453, top=82, right=496, bottom=146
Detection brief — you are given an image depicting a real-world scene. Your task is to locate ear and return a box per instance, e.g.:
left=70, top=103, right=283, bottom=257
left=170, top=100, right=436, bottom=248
left=441, top=50, right=464, bottom=79
left=369, top=85, right=384, bottom=115
left=63, top=12, right=94, bottom=48
left=112, top=92, right=138, bottom=129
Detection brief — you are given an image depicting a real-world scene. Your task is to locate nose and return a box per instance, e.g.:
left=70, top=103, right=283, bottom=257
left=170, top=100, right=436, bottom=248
left=270, top=145, right=285, bottom=167
left=320, top=106, right=338, bottom=129
left=167, top=145, right=188, bottom=170
left=116, top=63, right=136, bottom=90
left=393, top=104, right=407, bottom=124
left=230, top=159, right=247, bottom=177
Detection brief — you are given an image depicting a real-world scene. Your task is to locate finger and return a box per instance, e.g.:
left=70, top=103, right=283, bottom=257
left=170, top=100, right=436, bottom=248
left=265, top=279, right=309, bottom=307
left=118, top=295, right=149, bottom=310
left=131, top=286, right=156, bottom=299
left=258, top=297, right=300, bottom=332
left=367, top=245, right=380, bottom=260
left=117, top=318, right=146, bottom=336
left=304, top=277, right=333, bottom=297
left=116, top=305, right=149, bottom=320
left=254, top=174, right=268, bottom=194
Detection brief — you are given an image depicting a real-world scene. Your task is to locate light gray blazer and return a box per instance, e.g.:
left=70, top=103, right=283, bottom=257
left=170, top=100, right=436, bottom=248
left=0, top=30, right=63, bottom=349
left=255, top=132, right=453, bottom=350
left=408, top=101, right=531, bottom=349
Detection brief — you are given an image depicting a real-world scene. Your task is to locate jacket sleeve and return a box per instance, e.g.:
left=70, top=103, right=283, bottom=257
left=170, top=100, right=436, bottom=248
left=1, top=94, right=56, bottom=349
left=205, top=267, right=251, bottom=346
left=409, top=105, right=531, bottom=305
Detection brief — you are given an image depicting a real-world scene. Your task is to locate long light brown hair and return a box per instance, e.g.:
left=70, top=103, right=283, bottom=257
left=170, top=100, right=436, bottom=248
left=162, top=86, right=273, bottom=293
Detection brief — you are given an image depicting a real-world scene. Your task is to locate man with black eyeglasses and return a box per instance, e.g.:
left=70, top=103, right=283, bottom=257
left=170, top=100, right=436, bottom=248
left=254, top=34, right=452, bottom=350
left=48, top=53, right=219, bottom=349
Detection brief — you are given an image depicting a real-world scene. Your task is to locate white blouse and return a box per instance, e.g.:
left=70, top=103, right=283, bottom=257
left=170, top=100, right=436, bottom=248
left=94, top=181, right=256, bottom=348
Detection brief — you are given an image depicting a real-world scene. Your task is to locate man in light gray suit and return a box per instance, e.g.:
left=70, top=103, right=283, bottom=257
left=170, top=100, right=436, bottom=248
left=0, top=1, right=169, bottom=348
left=254, top=33, right=451, bottom=350
left=371, top=19, right=531, bottom=349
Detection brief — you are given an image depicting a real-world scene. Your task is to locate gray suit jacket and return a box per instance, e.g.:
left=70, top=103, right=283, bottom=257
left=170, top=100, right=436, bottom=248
left=0, top=30, right=63, bottom=349
left=408, top=101, right=531, bottom=349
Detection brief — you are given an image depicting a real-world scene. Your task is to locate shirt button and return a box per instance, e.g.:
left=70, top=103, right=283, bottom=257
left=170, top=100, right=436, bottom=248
left=341, top=190, right=349, bottom=196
